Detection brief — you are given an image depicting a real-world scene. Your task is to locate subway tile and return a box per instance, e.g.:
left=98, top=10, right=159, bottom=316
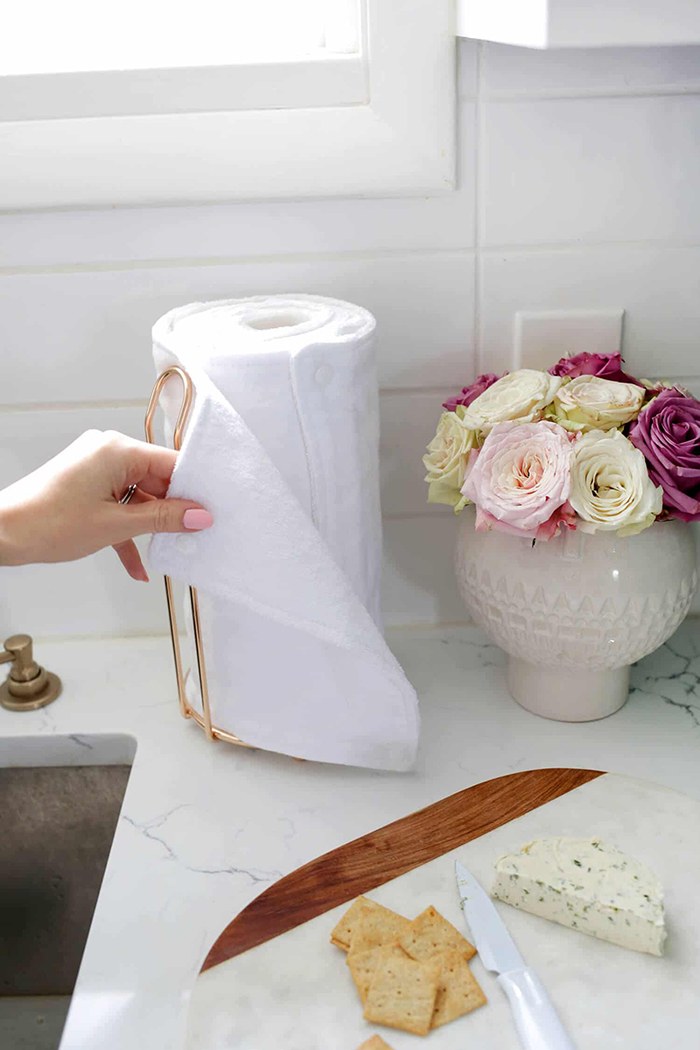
left=0, top=253, right=475, bottom=405
left=0, top=405, right=147, bottom=489
left=380, top=392, right=455, bottom=517
left=0, top=192, right=476, bottom=271
left=382, top=515, right=466, bottom=626
left=479, top=247, right=700, bottom=376
left=481, top=95, right=700, bottom=247
left=0, top=550, right=169, bottom=640
left=0, top=404, right=167, bottom=637
left=482, top=43, right=700, bottom=97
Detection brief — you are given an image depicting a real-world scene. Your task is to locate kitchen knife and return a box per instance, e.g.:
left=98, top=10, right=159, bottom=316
left=455, top=860, right=576, bottom=1050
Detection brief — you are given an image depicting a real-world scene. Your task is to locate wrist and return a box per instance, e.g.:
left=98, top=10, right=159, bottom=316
left=0, top=501, right=26, bottom=566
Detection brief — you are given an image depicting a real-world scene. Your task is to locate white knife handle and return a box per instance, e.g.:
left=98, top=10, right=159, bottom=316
left=497, top=968, right=577, bottom=1050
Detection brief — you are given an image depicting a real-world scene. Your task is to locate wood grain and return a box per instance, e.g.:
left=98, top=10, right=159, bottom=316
left=201, top=767, right=603, bottom=974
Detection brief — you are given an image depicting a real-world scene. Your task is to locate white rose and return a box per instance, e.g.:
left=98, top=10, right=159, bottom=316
left=461, top=369, right=562, bottom=434
left=423, top=409, right=479, bottom=509
left=569, top=429, right=662, bottom=536
left=550, top=375, right=644, bottom=432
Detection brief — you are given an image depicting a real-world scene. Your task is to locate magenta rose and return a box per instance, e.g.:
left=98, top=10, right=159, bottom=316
left=443, top=373, right=502, bottom=412
left=549, top=352, right=643, bottom=387
left=628, top=388, right=700, bottom=521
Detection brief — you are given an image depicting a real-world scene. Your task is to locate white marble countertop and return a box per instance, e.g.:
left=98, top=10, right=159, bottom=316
left=2, top=620, right=700, bottom=1050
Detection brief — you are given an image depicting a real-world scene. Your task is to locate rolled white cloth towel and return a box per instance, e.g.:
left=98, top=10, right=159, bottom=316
left=149, top=294, right=420, bottom=770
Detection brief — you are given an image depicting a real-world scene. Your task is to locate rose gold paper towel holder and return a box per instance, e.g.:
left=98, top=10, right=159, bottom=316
left=145, top=366, right=254, bottom=750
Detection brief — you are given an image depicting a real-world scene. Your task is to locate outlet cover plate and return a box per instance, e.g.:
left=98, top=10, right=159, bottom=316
left=513, top=309, right=624, bottom=371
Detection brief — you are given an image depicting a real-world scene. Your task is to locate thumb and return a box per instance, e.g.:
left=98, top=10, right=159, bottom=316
left=128, top=499, right=214, bottom=537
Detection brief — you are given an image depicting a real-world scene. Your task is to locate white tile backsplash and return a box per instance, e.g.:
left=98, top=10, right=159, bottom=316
left=0, top=550, right=168, bottom=640
left=0, top=253, right=475, bottom=406
left=0, top=405, right=147, bottom=489
left=481, top=95, right=700, bottom=247
left=0, top=191, right=477, bottom=274
left=479, top=247, right=700, bottom=375
left=0, top=405, right=166, bottom=638
left=382, top=515, right=465, bottom=627
left=380, top=392, right=451, bottom=518
left=3, top=39, right=700, bottom=634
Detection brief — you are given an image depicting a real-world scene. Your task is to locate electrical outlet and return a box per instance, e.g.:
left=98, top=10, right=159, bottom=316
left=513, top=309, right=625, bottom=371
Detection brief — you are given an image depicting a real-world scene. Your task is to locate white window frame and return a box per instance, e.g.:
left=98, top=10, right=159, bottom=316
left=0, top=0, right=455, bottom=211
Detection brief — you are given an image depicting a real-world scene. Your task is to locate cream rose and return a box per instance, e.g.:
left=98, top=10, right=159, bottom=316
left=549, top=375, right=645, bottom=432
left=423, top=409, right=480, bottom=509
left=569, top=429, right=662, bottom=535
left=461, top=369, right=562, bottom=434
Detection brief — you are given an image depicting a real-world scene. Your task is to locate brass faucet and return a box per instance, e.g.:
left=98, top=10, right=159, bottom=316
left=0, top=634, right=62, bottom=711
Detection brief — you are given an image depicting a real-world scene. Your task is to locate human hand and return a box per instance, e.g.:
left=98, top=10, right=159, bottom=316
left=0, top=430, right=213, bottom=581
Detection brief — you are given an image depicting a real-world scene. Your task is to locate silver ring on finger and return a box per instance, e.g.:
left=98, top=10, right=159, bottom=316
left=118, top=484, right=138, bottom=505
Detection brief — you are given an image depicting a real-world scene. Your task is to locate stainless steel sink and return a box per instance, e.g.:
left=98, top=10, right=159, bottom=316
left=0, top=745, right=134, bottom=1050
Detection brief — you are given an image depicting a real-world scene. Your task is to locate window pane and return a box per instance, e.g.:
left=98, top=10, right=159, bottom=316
left=1, top=0, right=330, bottom=77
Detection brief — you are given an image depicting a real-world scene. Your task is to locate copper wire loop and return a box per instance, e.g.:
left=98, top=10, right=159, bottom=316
left=144, top=367, right=253, bottom=749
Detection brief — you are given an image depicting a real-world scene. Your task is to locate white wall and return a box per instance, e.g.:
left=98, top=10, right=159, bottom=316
left=2, top=40, right=700, bottom=638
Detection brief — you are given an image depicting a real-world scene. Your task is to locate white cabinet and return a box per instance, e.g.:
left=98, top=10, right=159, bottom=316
left=456, top=0, right=700, bottom=49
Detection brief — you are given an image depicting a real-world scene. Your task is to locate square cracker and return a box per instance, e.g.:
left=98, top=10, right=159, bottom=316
left=400, top=905, right=476, bottom=963
left=429, top=949, right=487, bottom=1029
left=347, top=945, right=406, bottom=1005
left=331, top=897, right=382, bottom=951
left=355, top=1037, right=395, bottom=1050
left=363, top=952, right=441, bottom=1036
left=348, top=904, right=411, bottom=958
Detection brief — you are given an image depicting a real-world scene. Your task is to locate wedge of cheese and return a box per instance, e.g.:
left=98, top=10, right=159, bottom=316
left=491, top=837, right=666, bottom=956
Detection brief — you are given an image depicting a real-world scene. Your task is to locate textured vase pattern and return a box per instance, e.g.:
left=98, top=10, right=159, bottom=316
left=455, top=511, right=697, bottom=672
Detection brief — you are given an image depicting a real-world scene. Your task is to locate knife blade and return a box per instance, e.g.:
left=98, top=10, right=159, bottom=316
left=455, top=861, right=577, bottom=1050
left=455, top=859, right=525, bottom=974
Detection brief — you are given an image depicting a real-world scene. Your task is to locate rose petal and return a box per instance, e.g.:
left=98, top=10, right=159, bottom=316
left=629, top=387, right=700, bottom=520
left=443, top=373, right=502, bottom=412
left=549, top=351, right=643, bottom=386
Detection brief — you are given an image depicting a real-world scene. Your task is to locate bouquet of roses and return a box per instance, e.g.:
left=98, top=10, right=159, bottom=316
left=423, top=352, right=700, bottom=541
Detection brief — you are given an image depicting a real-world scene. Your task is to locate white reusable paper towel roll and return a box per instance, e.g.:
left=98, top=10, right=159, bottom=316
left=149, top=294, right=420, bottom=770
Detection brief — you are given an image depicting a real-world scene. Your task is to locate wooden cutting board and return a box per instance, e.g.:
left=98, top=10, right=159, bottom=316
left=187, top=769, right=700, bottom=1049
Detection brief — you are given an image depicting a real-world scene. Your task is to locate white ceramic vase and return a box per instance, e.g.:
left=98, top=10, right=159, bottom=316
left=455, top=508, right=697, bottom=721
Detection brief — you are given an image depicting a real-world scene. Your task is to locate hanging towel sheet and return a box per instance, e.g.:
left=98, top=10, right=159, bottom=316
left=149, top=294, right=420, bottom=770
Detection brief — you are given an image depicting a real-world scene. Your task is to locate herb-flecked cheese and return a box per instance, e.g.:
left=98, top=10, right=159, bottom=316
left=491, top=837, right=666, bottom=956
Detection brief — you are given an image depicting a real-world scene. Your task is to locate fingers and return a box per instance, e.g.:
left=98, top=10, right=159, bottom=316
left=125, top=487, right=156, bottom=505
left=99, top=432, right=179, bottom=499
left=125, top=443, right=179, bottom=498
left=118, top=498, right=214, bottom=539
left=113, top=540, right=149, bottom=582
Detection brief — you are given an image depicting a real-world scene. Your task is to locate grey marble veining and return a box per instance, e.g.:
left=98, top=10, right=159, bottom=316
left=631, top=622, right=700, bottom=726
left=0, top=623, right=698, bottom=1050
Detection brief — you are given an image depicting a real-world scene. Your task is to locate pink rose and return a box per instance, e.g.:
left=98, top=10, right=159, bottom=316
left=549, top=352, right=643, bottom=387
left=534, top=500, right=578, bottom=541
left=461, top=421, right=574, bottom=539
left=443, top=373, right=502, bottom=412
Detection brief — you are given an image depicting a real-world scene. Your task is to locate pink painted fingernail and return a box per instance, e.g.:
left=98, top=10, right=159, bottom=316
left=183, top=509, right=214, bottom=531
